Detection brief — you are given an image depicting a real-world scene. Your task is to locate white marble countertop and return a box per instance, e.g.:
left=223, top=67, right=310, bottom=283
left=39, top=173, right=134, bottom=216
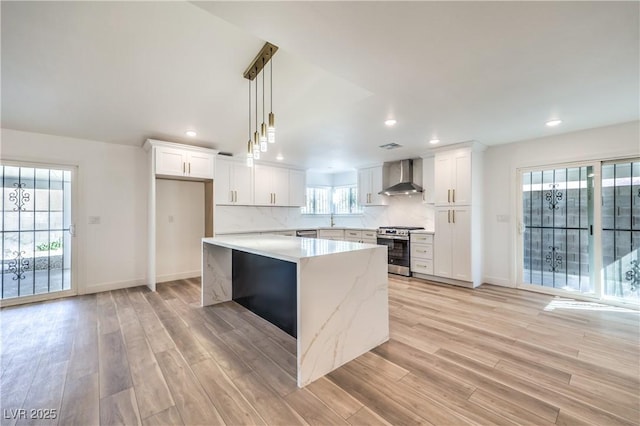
left=215, top=226, right=377, bottom=236
left=203, top=235, right=381, bottom=263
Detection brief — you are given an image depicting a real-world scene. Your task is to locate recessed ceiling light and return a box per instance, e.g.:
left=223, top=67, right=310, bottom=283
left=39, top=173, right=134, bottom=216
left=546, top=119, right=562, bottom=127
left=429, top=139, right=440, bottom=145
left=185, top=130, right=197, bottom=137
left=384, top=119, right=397, bottom=127
left=276, top=154, right=284, bottom=161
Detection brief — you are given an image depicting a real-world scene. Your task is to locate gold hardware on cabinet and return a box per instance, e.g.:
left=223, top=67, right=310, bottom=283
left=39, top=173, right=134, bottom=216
left=452, top=189, right=455, bottom=203
left=183, top=163, right=186, bottom=174
left=448, top=210, right=451, bottom=223
left=448, top=189, right=451, bottom=203
left=452, top=210, right=455, bottom=223
left=189, top=163, right=191, bottom=174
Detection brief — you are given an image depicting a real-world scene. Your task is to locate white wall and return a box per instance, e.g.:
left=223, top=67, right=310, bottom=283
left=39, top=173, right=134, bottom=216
left=156, top=179, right=204, bottom=282
left=1, top=128, right=148, bottom=293
left=483, top=120, right=640, bottom=287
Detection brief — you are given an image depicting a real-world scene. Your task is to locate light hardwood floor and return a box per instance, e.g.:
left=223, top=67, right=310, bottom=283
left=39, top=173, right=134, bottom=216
left=1, top=277, right=639, bottom=426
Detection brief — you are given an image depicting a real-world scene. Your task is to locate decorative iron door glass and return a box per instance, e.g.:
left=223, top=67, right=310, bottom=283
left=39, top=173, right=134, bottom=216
left=602, top=160, right=640, bottom=303
left=521, top=166, right=594, bottom=294
left=1, top=166, right=72, bottom=299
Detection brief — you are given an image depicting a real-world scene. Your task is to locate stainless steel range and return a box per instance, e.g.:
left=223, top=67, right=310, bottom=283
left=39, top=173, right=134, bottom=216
left=377, top=226, right=425, bottom=276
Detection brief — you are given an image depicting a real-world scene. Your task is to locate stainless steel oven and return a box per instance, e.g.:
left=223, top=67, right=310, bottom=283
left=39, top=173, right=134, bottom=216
left=377, top=227, right=424, bottom=276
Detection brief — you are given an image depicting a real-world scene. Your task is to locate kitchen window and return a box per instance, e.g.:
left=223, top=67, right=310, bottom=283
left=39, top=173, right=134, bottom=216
left=302, top=185, right=362, bottom=215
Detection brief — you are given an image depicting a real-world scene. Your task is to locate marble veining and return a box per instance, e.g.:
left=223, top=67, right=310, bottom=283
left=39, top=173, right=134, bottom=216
left=201, top=236, right=389, bottom=387
left=202, top=235, right=379, bottom=263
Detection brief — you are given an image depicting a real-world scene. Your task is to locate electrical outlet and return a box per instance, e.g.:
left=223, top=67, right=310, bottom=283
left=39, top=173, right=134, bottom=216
left=168, top=215, right=174, bottom=223
left=497, top=214, right=510, bottom=223
left=88, top=216, right=101, bottom=225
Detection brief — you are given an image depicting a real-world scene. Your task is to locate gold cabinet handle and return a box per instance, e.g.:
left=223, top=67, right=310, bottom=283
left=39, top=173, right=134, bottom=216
left=189, top=162, right=191, bottom=174
left=452, top=210, right=455, bottom=223
left=448, top=210, right=451, bottom=223
left=230, top=190, right=233, bottom=203
left=183, top=162, right=186, bottom=174
left=452, top=189, right=455, bottom=203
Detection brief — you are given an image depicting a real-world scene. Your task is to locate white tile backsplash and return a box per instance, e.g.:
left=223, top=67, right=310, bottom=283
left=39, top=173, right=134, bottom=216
left=214, top=195, right=434, bottom=233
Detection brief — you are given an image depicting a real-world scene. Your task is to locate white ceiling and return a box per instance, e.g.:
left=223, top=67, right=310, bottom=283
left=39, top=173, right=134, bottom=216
left=2, top=1, right=638, bottom=171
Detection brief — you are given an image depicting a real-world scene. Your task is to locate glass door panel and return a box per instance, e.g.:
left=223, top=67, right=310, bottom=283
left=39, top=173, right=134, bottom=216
left=521, top=166, right=594, bottom=294
left=602, top=160, right=640, bottom=303
left=1, top=165, right=73, bottom=300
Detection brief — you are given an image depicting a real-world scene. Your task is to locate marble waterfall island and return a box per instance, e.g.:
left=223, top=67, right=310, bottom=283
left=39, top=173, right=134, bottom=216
left=201, top=235, right=389, bottom=387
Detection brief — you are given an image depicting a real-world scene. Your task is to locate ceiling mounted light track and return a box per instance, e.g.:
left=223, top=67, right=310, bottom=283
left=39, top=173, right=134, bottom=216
left=243, top=42, right=278, bottom=166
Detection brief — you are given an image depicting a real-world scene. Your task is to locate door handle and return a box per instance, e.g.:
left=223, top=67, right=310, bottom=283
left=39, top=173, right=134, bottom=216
left=448, top=210, right=451, bottom=223
left=230, top=190, right=233, bottom=203
left=452, top=210, right=455, bottom=223
left=69, top=224, right=76, bottom=237
left=183, top=162, right=186, bottom=174
left=188, top=163, right=191, bottom=174
left=448, top=189, right=451, bottom=203
left=452, top=189, right=455, bottom=203
left=274, top=193, right=276, bottom=204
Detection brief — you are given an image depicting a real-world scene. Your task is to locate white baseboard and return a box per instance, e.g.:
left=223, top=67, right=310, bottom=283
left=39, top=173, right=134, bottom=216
left=156, top=270, right=200, bottom=284
left=82, top=278, right=146, bottom=295
left=482, top=276, right=515, bottom=288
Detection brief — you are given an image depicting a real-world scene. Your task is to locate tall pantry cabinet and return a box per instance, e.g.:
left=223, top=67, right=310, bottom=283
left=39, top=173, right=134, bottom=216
left=433, top=144, right=484, bottom=288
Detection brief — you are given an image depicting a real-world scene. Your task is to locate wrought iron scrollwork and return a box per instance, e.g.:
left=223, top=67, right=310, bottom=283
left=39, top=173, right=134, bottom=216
left=625, top=260, right=640, bottom=292
left=545, top=246, right=562, bottom=272
left=544, top=183, right=563, bottom=210
left=8, top=182, right=30, bottom=211
left=7, top=251, right=30, bottom=281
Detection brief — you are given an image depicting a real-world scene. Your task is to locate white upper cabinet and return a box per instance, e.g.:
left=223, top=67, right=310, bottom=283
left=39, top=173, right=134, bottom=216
left=288, top=169, right=306, bottom=207
left=358, top=166, right=386, bottom=206
left=215, top=157, right=253, bottom=205
left=150, top=141, right=216, bottom=180
left=434, top=149, right=471, bottom=206
left=253, top=164, right=291, bottom=206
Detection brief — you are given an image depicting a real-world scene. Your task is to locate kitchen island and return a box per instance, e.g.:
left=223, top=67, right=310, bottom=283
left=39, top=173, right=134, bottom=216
left=201, top=235, right=389, bottom=387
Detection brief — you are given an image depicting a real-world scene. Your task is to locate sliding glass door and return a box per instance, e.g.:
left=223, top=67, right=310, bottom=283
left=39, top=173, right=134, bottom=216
left=601, top=160, right=640, bottom=303
left=1, top=164, right=75, bottom=303
left=520, top=165, right=594, bottom=295
left=518, top=158, right=640, bottom=305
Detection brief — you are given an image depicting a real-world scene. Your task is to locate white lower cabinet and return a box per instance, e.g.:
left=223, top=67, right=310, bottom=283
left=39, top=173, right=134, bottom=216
left=318, top=229, right=345, bottom=241
left=410, top=233, right=434, bottom=275
left=434, top=207, right=471, bottom=282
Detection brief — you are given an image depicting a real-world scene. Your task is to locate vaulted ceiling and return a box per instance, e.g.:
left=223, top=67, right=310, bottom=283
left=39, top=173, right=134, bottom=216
left=2, top=1, right=638, bottom=171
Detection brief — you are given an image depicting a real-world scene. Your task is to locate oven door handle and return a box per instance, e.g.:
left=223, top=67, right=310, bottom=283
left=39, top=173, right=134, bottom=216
left=376, top=235, right=410, bottom=241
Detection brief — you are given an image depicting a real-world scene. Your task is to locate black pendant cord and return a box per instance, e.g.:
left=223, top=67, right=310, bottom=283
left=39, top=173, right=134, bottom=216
left=248, top=79, right=251, bottom=140
left=270, top=52, right=273, bottom=112
left=262, top=59, right=266, bottom=124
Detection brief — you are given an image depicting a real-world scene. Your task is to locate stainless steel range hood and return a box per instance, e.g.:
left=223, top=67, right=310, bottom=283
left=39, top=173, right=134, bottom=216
left=379, top=159, right=424, bottom=196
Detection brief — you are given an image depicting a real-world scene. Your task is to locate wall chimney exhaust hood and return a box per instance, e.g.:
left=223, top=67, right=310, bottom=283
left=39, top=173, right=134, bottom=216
left=379, top=159, right=423, bottom=196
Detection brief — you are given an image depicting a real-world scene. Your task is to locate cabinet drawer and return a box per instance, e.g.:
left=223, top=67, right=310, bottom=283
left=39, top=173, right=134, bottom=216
left=411, top=260, right=433, bottom=275
left=344, top=230, right=362, bottom=239
left=318, top=230, right=344, bottom=239
left=411, top=243, right=433, bottom=259
left=411, top=233, right=433, bottom=244
left=361, top=238, right=377, bottom=245
left=362, top=230, right=376, bottom=239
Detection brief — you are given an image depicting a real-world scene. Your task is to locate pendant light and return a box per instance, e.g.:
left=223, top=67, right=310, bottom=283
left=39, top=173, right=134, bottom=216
left=267, top=50, right=276, bottom=144
left=242, top=42, right=278, bottom=161
left=246, top=79, right=254, bottom=167
left=253, top=71, right=260, bottom=160
left=259, top=58, right=268, bottom=152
